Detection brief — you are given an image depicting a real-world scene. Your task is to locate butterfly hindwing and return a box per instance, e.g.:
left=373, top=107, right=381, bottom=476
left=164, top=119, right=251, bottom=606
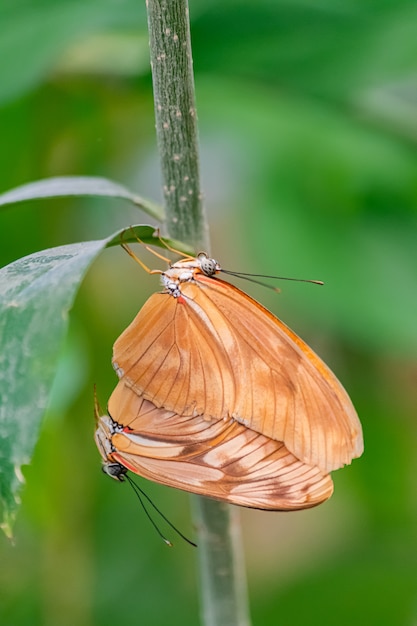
left=96, top=381, right=334, bottom=510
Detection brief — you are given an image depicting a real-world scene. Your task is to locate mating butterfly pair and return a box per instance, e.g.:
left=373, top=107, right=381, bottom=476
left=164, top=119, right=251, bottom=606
left=95, top=248, right=363, bottom=511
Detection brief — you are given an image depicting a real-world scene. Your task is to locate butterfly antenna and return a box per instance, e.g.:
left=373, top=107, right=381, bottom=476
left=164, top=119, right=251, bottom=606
left=93, top=385, right=102, bottom=425
left=219, top=271, right=281, bottom=292
left=221, top=269, right=324, bottom=290
left=125, top=474, right=197, bottom=548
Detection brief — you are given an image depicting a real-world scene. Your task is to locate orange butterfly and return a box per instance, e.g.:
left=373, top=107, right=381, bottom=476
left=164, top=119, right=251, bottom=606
left=95, top=251, right=363, bottom=510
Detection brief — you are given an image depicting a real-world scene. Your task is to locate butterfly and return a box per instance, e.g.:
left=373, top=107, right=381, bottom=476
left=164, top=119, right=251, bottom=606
left=95, top=251, right=363, bottom=510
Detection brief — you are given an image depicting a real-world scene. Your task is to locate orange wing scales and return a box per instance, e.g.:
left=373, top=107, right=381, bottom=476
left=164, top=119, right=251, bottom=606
left=113, top=274, right=363, bottom=473
left=95, top=382, right=333, bottom=510
left=96, top=252, right=363, bottom=510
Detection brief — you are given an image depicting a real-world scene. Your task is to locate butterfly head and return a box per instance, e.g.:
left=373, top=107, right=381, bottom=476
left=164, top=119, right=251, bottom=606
left=196, top=252, right=220, bottom=277
left=102, top=461, right=128, bottom=482
left=168, top=253, right=220, bottom=277
left=162, top=254, right=221, bottom=297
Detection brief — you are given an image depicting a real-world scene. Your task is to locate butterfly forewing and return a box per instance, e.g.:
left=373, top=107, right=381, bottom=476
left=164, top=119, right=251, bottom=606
left=113, top=270, right=363, bottom=474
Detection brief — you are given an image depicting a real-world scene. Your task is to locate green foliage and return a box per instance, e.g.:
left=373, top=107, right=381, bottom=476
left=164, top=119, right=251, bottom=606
left=0, top=176, right=164, bottom=221
left=0, top=224, right=190, bottom=535
left=0, top=1, right=416, bottom=625
left=0, top=0, right=147, bottom=105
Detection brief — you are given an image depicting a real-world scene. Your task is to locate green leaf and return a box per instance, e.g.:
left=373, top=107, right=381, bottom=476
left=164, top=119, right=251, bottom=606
left=0, top=224, right=193, bottom=537
left=0, top=176, right=164, bottom=221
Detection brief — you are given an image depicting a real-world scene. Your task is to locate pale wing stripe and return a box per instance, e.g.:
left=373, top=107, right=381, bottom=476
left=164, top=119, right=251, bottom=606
left=182, top=289, right=237, bottom=415
left=181, top=308, right=218, bottom=417
left=184, top=287, right=262, bottom=419
left=185, top=300, right=240, bottom=417
left=200, top=278, right=289, bottom=366
left=198, top=282, right=273, bottom=420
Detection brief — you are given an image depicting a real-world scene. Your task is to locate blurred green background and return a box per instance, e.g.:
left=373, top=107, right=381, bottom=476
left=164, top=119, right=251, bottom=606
left=1, top=1, right=416, bottom=625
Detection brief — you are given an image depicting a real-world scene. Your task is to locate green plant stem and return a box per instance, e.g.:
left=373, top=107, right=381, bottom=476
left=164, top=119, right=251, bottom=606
left=191, top=498, right=252, bottom=626
left=146, top=0, right=209, bottom=250
left=146, top=2, right=251, bottom=625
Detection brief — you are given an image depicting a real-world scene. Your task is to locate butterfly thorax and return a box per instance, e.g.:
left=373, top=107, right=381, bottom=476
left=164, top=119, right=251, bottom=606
left=95, top=415, right=122, bottom=458
left=161, top=253, right=221, bottom=298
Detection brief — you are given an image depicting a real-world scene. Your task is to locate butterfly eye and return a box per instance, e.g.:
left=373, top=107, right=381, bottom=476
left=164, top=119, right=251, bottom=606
left=197, top=253, right=218, bottom=276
